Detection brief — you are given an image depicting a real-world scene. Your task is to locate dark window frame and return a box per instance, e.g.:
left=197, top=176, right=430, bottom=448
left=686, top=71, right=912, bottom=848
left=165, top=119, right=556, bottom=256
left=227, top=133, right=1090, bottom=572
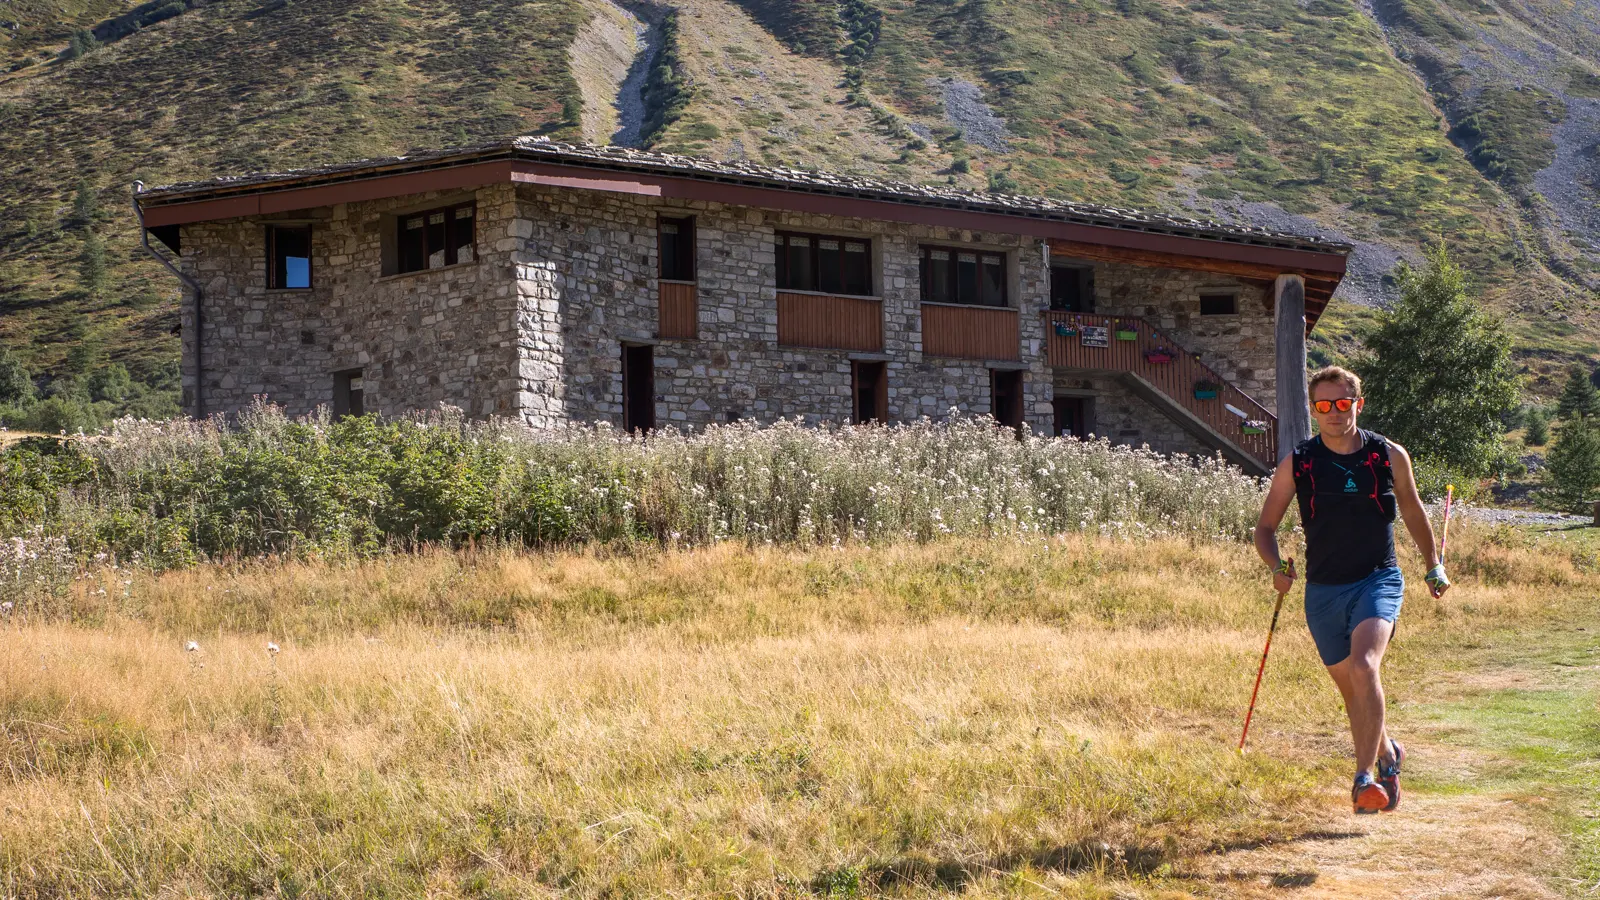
left=919, top=245, right=1008, bottom=307
left=991, top=369, right=1024, bottom=432
left=396, top=202, right=476, bottom=275
left=1199, top=290, right=1239, bottom=316
left=332, top=368, right=364, bottom=420
left=851, top=361, right=889, bottom=425
left=622, top=344, right=656, bottom=433
left=776, top=231, right=874, bottom=297
left=266, top=224, right=313, bottom=290
left=1049, top=263, right=1095, bottom=312
left=658, top=215, right=697, bottom=282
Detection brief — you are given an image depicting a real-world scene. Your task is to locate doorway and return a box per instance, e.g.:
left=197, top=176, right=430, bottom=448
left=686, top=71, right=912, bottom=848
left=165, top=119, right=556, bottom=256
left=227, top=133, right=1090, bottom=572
left=622, top=344, right=655, bottom=433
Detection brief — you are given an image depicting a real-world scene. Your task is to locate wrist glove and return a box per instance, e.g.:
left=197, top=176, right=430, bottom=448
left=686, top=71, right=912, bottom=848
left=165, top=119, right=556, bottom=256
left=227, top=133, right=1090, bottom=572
left=1425, top=564, right=1449, bottom=595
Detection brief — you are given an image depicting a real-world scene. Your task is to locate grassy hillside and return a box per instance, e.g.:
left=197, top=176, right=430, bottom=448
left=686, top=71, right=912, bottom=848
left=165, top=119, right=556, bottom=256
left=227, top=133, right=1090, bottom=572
left=3, top=0, right=1599, bottom=424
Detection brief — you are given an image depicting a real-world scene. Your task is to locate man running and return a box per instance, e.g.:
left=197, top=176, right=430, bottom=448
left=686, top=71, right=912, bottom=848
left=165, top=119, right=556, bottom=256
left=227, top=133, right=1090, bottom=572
left=1254, top=365, right=1450, bottom=814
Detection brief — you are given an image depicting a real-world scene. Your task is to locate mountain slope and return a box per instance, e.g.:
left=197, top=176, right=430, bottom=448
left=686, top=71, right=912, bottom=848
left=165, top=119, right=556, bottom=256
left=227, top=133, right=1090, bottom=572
left=1, top=0, right=1596, bottom=420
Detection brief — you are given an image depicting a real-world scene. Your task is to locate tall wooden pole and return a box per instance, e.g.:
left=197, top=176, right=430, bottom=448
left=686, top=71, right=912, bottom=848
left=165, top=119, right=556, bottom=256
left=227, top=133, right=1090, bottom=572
left=1274, top=274, right=1310, bottom=460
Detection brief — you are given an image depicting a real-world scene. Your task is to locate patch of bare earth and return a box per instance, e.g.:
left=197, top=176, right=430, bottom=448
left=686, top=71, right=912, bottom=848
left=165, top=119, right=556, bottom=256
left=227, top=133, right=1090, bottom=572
left=569, top=0, right=645, bottom=145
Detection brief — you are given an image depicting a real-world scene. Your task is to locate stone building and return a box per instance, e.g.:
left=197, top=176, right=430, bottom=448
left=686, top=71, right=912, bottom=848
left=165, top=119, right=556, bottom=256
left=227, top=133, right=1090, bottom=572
left=135, top=138, right=1349, bottom=474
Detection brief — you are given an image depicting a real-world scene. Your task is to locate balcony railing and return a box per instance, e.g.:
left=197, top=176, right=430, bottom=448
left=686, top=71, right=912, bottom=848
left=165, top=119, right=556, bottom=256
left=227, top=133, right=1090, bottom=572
left=921, top=303, right=1019, bottom=360
left=777, top=291, right=883, bottom=352
left=1044, top=311, right=1278, bottom=466
left=658, top=280, right=697, bottom=340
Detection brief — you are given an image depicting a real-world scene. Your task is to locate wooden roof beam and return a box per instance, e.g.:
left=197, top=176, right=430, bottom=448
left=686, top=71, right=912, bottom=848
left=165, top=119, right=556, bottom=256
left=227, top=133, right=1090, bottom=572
left=1048, top=238, right=1345, bottom=281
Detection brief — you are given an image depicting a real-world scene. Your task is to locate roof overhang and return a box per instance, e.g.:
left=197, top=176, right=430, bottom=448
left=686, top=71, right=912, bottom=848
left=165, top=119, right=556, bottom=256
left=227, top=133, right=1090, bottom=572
left=136, top=143, right=1349, bottom=331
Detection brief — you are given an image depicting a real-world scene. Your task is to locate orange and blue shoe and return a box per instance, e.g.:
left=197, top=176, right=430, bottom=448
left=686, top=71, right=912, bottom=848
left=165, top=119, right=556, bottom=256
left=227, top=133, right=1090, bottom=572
left=1352, top=772, right=1389, bottom=815
left=1378, top=739, right=1405, bottom=812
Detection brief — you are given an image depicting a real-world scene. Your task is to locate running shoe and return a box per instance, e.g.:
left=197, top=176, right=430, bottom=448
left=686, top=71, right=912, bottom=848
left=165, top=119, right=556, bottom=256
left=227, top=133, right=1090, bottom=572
left=1352, top=772, right=1389, bottom=814
left=1378, top=738, right=1405, bottom=812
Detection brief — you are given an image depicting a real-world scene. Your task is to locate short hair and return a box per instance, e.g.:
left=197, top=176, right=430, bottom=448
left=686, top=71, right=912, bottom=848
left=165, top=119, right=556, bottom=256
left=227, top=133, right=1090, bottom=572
left=1308, top=365, right=1362, bottom=401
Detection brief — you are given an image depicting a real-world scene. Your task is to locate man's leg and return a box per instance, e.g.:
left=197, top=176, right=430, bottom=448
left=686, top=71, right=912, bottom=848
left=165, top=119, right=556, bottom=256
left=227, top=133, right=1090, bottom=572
left=1327, top=616, right=1394, bottom=775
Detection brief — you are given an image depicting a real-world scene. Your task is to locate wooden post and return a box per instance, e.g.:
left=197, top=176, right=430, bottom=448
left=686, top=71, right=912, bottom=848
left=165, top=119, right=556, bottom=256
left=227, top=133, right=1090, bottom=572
left=1274, top=274, right=1310, bottom=460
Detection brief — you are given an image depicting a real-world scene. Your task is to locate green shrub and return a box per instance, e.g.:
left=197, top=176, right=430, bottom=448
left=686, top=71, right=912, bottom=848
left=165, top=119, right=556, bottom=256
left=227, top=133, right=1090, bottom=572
left=1542, top=416, right=1600, bottom=514
left=0, top=405, right=1270, bottom=571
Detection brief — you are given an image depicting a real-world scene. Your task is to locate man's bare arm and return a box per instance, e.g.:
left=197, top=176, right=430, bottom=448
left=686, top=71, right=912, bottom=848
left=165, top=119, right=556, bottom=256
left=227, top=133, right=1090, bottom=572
left=1254, top=455, right=1298, bottom=593
left=1386, top=441, right=1439, bottom=572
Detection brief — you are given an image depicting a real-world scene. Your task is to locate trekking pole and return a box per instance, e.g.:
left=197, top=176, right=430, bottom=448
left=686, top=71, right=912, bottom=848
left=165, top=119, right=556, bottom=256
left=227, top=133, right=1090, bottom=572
left=1438, top=484, right=1455, bottom=565
left=1239, top=576, right=1290, bottom=754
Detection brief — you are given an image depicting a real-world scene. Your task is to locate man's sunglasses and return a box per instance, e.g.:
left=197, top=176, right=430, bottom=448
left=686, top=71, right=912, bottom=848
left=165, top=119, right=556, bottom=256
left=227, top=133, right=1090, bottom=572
left=1312, top=397, right=1361, bottom=414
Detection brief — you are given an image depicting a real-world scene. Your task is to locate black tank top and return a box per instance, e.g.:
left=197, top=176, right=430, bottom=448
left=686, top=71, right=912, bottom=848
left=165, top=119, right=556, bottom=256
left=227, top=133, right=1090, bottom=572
left=1292, top=430, right=1398, bottom=585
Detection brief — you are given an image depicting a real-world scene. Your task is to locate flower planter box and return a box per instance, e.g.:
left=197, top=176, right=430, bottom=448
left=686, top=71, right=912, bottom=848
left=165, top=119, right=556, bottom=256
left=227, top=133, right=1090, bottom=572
left=1193, top=389, right=1219, bottom=400
left=1144, top=349, right=1175, bottom=364
left=1115, top=329, right=1138, bottom=341
left=1053, top=322, right=1077, bottom=337
left=1193, top=380, right=1222, bottom=401
left=1241, top=420, right=1268, bottom=435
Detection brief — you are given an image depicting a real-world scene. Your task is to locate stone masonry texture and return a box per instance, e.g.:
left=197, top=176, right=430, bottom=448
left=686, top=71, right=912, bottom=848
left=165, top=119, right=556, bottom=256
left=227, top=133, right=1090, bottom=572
left=178, top=182, right=1278, bottom=457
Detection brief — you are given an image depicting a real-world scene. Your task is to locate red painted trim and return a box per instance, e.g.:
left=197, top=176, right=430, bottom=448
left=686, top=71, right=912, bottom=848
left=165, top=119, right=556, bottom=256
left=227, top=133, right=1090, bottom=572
left=140, top=157, right=1347, bottom=275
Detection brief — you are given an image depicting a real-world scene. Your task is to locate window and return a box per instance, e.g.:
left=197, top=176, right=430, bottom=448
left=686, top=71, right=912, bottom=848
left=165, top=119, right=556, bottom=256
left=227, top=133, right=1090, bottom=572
left=1053, top=396, right=1088, bottom=438
left=921, top=246, right=1006, bottom=306
left=777, top=232, right=873, bottom=296
left=1050, top=264, right=1094, bottom=312
left=267, top=225, right=311, bottom=289
left=852, top=361, right=887, bottom=425
left=332, top=369, right=364, bottom=419
left=991, top=370, right=1024, bottom=431
left=1200, top=291, right=1238, bottom=315
left=659, top=216, right=696, bottom=282
left=397, top=203, right=475, bottom=274
left=622, top=344, right=655, bottom=433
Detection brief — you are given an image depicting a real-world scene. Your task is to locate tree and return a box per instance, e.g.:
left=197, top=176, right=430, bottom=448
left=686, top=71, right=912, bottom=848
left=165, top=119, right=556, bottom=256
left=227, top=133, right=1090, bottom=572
left=0, top=349, right=33, bottom=405
left=88, top=363, right=131, bottom=404
left=1358, top=244, right=1520, bottom=478
left=1542, top=415, right=1600, bottom=513
left=65, top=29, right=98, bottom=60
left=1556, top=365, right=1600, bottom=421
left=1525, top=406, right=1550, bottom=446
left=78, top=229, right=108, bottom=296
left=68, top=180, right=100, bottom=231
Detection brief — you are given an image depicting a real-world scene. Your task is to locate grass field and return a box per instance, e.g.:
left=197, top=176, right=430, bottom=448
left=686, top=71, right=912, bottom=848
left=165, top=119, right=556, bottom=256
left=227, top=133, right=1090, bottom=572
left=3, top=521, right=1597, bottom=897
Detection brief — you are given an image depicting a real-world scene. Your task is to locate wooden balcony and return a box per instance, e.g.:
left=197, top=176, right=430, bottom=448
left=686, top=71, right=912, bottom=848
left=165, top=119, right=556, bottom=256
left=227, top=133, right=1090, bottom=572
left=920, top=303, right=1019, bottom=361
left=1044, top=311, right=1277, bottom=468
left=658, top=280, right=697, bottom=340
left=777, top=291, right=883, bottom=352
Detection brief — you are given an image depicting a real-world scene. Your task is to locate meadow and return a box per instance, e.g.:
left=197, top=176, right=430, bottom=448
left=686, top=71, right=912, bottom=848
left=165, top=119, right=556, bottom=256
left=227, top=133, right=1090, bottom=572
left=3, top=417, right=1596, bottom=897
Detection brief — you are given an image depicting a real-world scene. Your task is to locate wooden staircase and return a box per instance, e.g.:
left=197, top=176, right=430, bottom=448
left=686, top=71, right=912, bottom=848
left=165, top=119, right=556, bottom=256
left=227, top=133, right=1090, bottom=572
left=1043, top=311, right=1279, bottom=474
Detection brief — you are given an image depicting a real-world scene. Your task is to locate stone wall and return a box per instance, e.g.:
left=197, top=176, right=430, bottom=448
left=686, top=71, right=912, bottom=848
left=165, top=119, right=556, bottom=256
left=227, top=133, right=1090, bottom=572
left=176, top=180, right=1279, bottom=455
left=510, top=185, right=1054, bottom=431
left=179, top=183, right=520, bottom=418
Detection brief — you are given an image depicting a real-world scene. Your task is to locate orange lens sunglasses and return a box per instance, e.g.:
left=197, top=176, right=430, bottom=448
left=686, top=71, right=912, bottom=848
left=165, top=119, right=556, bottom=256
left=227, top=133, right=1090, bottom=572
left=1312, top=397, right=1360, bottom=414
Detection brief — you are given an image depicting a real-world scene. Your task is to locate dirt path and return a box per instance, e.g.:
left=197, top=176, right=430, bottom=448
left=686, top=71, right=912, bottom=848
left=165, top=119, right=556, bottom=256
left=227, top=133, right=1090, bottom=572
left=1188, top=632, right=1599, bottom=898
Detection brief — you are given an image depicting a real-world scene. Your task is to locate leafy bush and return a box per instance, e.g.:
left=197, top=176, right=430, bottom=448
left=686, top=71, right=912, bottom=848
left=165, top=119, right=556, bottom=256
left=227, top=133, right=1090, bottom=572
left=0, top=405, right=1268, bottom=572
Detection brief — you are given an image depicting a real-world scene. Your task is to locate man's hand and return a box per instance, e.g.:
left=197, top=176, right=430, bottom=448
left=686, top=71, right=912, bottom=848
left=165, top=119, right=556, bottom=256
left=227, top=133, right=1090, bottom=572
left=1273, top=557, right=1296, bottom=595
left=1425, top=564, right=1450, bottom=599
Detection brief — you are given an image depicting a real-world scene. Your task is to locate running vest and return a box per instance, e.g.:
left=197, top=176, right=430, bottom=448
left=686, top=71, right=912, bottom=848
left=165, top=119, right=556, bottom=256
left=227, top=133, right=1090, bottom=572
left=1292, top=430, right=1398, bottom=585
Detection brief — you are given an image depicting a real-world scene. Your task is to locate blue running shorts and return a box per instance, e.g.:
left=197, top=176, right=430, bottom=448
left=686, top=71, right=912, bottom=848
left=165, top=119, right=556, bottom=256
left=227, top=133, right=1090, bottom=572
left=1303, top=566, right=1404, bottom=667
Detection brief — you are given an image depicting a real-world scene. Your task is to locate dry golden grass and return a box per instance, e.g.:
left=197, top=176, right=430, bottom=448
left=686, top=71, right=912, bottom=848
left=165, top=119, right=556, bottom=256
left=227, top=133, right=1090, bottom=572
left=2, top=524, right=1594, bottom=897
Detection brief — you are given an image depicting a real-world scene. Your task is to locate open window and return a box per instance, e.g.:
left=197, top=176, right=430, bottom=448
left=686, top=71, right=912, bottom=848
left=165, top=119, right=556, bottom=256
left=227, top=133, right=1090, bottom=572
left=267, top=225, right=312, bottom=289
left=1199, top=290, right=1238, bottom=316
left=659, top=216, right=696, bottom=282
left=851, top=361, right=888, bottom=425
left=396, top=203, right=475, bottom=274
left=921, top=245, right=1006, bottom=307
left=1049, top=263, right=1094, bottom=312
left=332, top=368, right=364, bottom=419
left=622, top=344, right=655, bottom=433
left=778, top=232, right=873, bottom=296
left=1052, top=396, right=1089, bottom=438
left=991, top=369, right=1024, bottom=431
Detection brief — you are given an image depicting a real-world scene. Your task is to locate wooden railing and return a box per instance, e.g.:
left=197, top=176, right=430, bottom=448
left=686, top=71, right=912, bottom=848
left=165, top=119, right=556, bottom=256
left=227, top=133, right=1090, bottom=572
left=658, top=281, right=697, bottom=340
left=777, top=291, right=883, bottom=351
left=1043, top=311, right=1278, bottom=466
left=921, top=303, right=1020, bottom=360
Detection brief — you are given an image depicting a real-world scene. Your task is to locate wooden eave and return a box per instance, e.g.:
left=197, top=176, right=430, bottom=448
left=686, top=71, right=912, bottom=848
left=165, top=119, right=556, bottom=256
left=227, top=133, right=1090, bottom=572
left=137, top=146, right=1348, bottom=331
